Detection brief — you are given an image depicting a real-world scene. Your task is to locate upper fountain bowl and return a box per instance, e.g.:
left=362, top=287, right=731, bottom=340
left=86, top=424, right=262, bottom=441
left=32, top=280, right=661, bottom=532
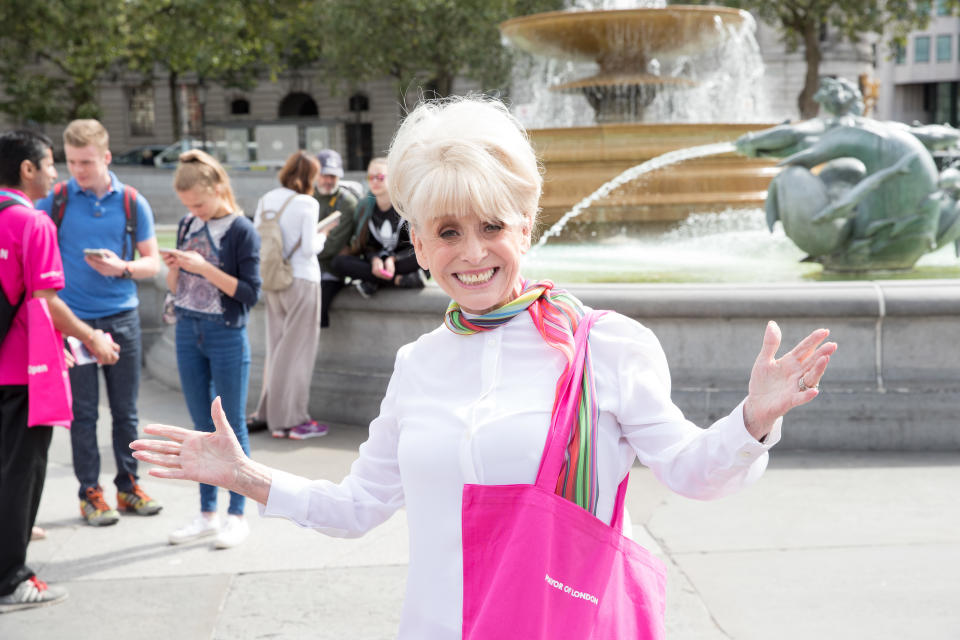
left=500, top=6, right=748, bottom=72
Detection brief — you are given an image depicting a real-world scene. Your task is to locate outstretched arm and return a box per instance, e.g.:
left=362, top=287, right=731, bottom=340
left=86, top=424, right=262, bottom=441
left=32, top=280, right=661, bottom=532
left=743, top=321, right=837, bottom=440
left=131, top=397, right=274, bottom=504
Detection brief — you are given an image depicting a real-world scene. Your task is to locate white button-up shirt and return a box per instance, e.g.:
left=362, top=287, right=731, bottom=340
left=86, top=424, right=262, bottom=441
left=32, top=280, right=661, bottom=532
left=263, top=311, right=780, bottom=638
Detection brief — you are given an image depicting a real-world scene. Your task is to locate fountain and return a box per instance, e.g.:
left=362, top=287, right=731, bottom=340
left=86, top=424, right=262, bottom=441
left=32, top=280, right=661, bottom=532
left=501, top=5, right=750, bottom=123
left=500, top=3, right=778, bottom=226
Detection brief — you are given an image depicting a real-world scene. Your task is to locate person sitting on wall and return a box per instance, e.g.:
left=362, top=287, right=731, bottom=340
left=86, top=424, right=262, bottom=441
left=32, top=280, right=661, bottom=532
left=331, top=157, right=428, bottom=298
left=313, top=149, right=359, bottom=328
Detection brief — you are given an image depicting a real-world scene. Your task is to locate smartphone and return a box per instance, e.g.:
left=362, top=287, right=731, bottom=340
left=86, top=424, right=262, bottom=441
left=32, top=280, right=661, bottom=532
left=318, top=210, right=342, bottom=230
left=83, top=248, right=109, bottom=258
left=66, top=336, right=98, bottom=366
left=158, top=248, right=178, bottom=255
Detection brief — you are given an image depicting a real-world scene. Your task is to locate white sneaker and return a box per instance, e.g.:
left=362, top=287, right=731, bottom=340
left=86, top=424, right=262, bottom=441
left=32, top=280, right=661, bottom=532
left=213, top=515, right=249, bottom=549
left=0, top=576, right=67, bottom=612
left=169, top=513, right=219, bottom=545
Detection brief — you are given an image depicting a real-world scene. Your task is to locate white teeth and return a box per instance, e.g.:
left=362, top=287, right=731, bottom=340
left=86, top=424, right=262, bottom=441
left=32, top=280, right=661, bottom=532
left=456, top=268, right=495, bottom=284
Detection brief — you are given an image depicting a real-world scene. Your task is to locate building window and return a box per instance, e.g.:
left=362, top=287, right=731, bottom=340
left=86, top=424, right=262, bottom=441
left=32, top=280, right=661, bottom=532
left=895, top=42, right=907, bottom=65
left=349, top=93, right=369, bottom=113
left=129, top=86, right=155, bottom=136
left=937, top=34, right=952, bottom=62
left=916, top=35, right=931, bottom=63
left=231, top=98, right=250, bottom=115
left=933, top=81, right=960, bottom=126
left=937, top=0, right=950, bottom=15
left=918, top=0, right=932, bottom=16
left=278, top=92, right=318, bottom=117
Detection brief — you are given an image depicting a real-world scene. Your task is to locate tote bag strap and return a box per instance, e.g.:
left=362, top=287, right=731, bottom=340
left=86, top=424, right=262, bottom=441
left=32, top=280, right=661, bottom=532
left=534, top=309, right=630, bottom=531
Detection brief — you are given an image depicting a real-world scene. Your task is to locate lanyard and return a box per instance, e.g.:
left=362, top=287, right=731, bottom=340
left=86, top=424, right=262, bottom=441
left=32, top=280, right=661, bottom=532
left=0, top=189, right=32, bottom=208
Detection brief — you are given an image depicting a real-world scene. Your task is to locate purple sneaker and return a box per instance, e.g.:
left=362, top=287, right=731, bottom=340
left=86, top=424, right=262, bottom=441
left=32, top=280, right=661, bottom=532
left=288, top=420, right=329, bottom=440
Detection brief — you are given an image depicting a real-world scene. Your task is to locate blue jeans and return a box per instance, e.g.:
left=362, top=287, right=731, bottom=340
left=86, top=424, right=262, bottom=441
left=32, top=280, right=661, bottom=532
left=69, top=308, right=141, bottom=498
left=175, top=314, right=251, bottom=515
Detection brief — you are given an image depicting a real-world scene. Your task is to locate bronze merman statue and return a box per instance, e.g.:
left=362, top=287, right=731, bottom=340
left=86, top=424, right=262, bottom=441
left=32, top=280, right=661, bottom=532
left=736, top=77, right=960, bottom=271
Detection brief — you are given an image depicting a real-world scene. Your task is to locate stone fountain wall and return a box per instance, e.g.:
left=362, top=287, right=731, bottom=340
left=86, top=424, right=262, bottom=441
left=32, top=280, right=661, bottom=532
left=139, top=275, right=960, bottom=451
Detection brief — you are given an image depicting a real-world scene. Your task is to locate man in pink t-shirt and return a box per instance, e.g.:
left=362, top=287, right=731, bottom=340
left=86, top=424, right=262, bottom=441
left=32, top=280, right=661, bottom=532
left=0, top=130, right=117, bottom=613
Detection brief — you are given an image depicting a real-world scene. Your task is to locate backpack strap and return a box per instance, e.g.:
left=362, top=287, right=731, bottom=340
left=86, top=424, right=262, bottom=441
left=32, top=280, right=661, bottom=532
left=50, top=181, right=69, bottom=235
left=176, top=215, right=190, bottom=248
left=271, top=192, right=300, bottom=260
left=121, top=185, right=139, bottom=261
left=0, top=197, right=26, bottom=343
left=275, top=192, right=298, bottom=219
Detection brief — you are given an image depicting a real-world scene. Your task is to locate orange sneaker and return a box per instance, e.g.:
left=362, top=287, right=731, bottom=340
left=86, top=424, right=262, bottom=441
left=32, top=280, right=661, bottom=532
left=79, top=486, right=120, bottom=526
left=116, top=479, right=162, bottom=516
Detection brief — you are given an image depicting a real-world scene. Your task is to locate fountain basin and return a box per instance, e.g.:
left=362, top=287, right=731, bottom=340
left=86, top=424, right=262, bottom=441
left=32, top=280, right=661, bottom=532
left=138, top=276, right=960, bottom=452
left=500, top=7, right=747, bottom=72
left=531, top=123, right=779, bottom=224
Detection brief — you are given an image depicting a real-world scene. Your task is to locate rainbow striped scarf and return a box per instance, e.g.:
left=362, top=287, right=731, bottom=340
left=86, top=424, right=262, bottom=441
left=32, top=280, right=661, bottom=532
left=445, top=279, right=600, bottom=515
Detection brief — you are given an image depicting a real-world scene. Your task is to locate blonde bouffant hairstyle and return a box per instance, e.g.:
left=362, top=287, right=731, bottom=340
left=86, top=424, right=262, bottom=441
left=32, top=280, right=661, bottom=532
left=173, top=149, right=241, bottom=215
left=387, top=96, right=542, bottom=232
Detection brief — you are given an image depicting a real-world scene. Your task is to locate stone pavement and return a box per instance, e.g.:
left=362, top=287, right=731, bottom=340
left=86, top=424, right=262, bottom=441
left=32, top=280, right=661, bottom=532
left=1, top=371, right=958, bottom=639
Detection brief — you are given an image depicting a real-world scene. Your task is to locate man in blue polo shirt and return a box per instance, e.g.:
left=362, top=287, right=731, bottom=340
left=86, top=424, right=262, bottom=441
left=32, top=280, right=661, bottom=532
left=36, top=119, right=163, bottom=527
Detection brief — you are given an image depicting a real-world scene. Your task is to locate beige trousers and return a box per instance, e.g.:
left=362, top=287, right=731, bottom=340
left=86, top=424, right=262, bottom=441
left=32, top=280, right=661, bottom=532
left=255, top=278, right=320, bottom=432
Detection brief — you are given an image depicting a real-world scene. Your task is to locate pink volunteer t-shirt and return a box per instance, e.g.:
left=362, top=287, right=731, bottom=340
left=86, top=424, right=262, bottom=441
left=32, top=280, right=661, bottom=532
left=0, top=191, right=65, bottom=385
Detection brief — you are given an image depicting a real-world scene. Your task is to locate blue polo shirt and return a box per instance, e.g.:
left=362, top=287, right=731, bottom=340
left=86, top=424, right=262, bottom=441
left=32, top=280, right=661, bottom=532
left=36, top=172, right=155, bottom=319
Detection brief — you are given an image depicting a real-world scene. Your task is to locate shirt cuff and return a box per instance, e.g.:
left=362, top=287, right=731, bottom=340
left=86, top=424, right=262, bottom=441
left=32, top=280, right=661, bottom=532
left=727, top=398, right=782, bottom=464
left=258, top=468, right=312, bottom=519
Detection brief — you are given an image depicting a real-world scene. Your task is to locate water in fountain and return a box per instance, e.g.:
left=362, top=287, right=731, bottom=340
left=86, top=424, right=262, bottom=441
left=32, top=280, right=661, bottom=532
left=642, top=12, right=770, bottom=123
left=524, top=208, right=960, bottom=283
left=525, top=141, right=960, bottom=282
left=506, top=2, right=771, bottom=128
left=532, top=141, right=737, bottom=248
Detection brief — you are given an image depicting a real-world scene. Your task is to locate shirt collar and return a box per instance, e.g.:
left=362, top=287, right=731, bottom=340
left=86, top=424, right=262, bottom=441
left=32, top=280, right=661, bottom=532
left=68, top=170, right=122, bottom=198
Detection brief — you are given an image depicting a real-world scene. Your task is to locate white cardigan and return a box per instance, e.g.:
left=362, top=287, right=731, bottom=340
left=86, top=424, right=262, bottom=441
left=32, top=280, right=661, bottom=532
left=262, top=311, right=780, bottom=638
left=253, top=187, right=323, bottom=283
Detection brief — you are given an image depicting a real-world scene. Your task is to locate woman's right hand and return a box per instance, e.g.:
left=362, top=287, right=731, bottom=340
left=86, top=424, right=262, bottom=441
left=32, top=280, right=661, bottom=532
left=131, top=396, right=247, bottom=491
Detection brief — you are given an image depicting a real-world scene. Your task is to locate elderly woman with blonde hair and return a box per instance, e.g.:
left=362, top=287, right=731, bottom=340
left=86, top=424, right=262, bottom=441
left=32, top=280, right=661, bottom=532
left=133, top=97, right=835, bottom=637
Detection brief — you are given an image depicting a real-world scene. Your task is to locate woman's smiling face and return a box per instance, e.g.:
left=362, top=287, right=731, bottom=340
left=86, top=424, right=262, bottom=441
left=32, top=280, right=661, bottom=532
left=411, top=211, right=531, bottom=315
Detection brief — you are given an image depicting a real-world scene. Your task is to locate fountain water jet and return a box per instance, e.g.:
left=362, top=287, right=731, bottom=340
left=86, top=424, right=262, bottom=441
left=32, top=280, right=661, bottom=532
left=532, top=141, right=736, bottom=249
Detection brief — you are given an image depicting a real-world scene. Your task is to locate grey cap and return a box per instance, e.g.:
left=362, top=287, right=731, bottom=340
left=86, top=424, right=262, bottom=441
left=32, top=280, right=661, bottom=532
left=317, top=149, right=344, bottom=177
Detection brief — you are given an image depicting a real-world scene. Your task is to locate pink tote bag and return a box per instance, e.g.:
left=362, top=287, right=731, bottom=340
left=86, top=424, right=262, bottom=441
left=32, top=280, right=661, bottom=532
left=462, top=311, right=667, bottom=639
left=27, top=297, right=73, bottom=428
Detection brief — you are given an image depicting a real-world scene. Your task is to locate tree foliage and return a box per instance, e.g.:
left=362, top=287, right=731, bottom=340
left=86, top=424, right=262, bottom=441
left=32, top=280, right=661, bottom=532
left=0, top=0, right=565, bottom=127
left=679, top=0, right=949, bottom=118
left=123, top=0, right=295, bottom=136
left=314, top=0, right=566, bottom=106
left=0, top=0, right=128, bottom=123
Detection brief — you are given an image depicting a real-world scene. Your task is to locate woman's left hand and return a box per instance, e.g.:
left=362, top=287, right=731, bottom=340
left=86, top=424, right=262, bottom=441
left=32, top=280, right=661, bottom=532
left=743, top=321, right=837, bottom=441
